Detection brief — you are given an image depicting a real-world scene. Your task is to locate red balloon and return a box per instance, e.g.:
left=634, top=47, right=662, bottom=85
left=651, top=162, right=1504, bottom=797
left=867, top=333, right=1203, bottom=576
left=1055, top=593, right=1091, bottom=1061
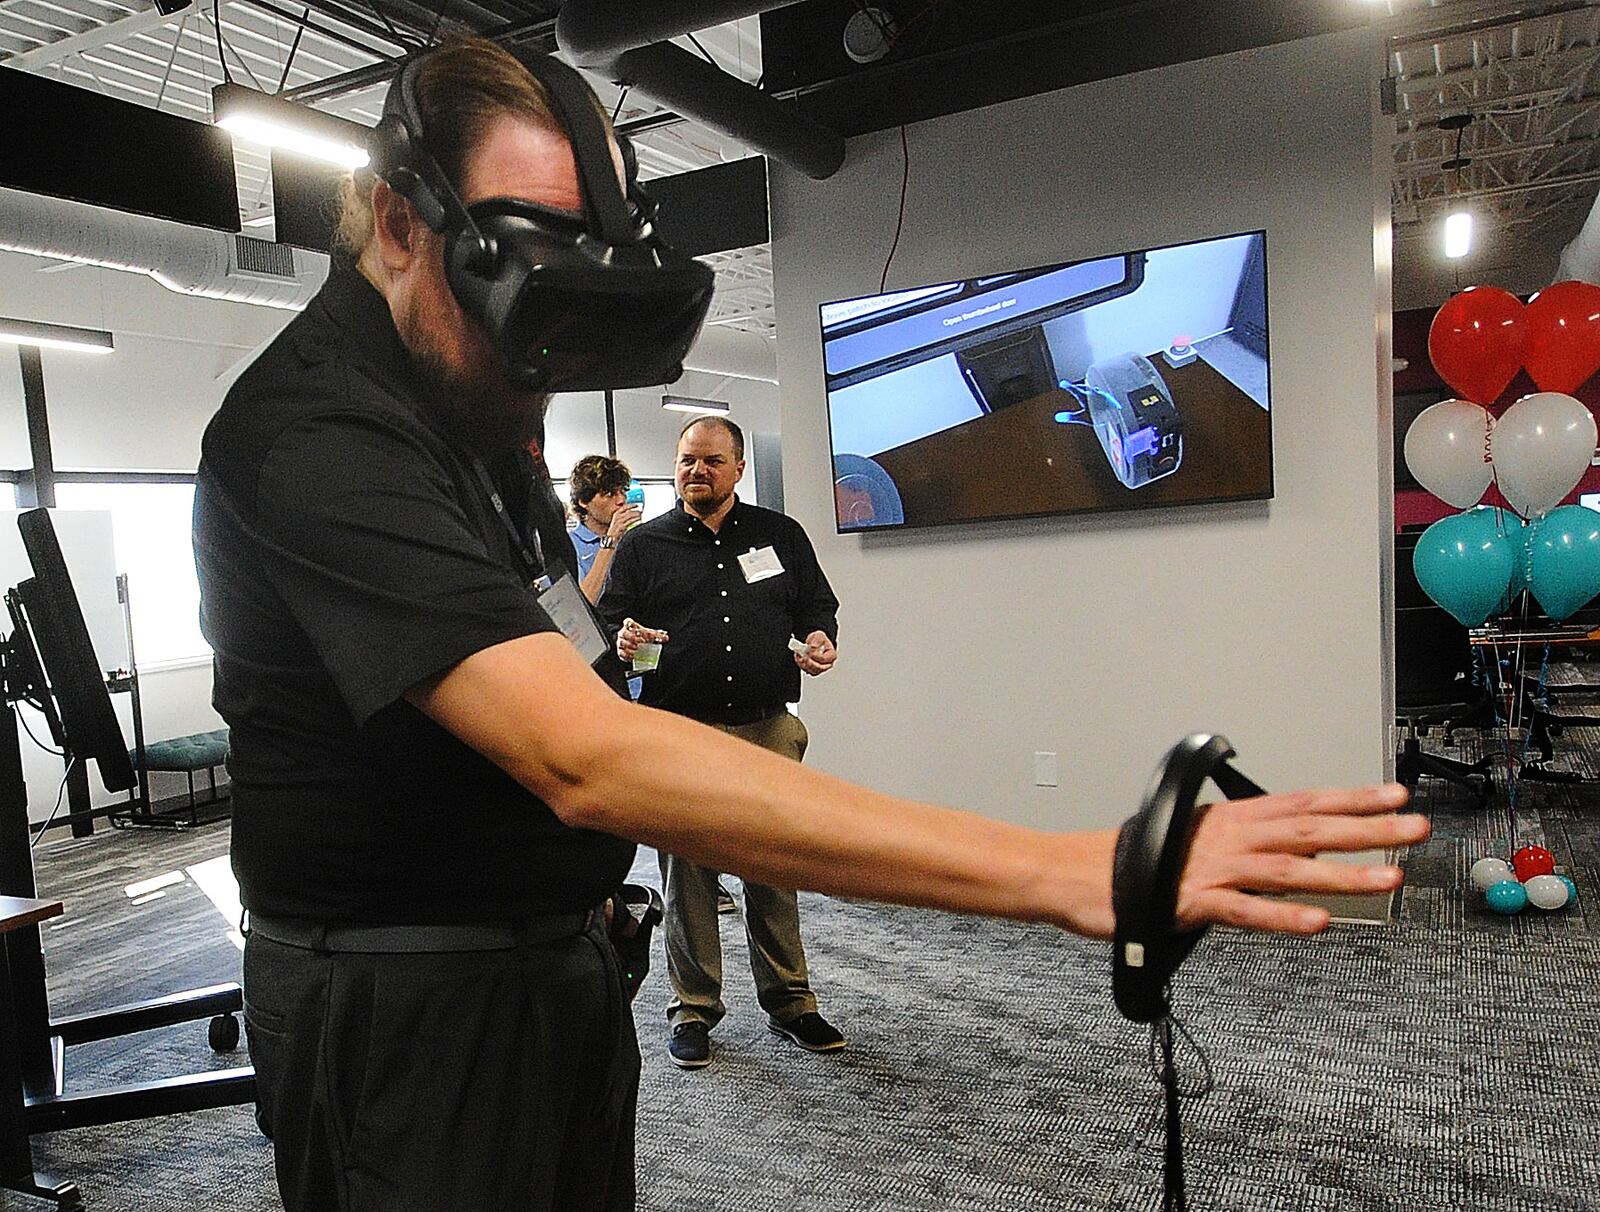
left=1512, top=844, right=1556, bottom=883
left=1524, top=280, right=1600, bottom=395
left=1428, top=286, right=1527, bottom=404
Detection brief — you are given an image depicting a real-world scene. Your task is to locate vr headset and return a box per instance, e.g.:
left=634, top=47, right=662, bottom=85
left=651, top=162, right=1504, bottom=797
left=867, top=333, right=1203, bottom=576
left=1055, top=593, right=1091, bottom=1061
left=368, top=47, right=715, bottom=393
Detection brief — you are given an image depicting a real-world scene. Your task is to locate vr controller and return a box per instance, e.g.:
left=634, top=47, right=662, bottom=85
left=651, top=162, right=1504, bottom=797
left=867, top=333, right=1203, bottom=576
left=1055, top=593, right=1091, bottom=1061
left=1112, top=733, right=1265, bottom=1023
left=1112, top=734, right=1265, bottom=1212
left=608, top=882, right=663, bottom=1000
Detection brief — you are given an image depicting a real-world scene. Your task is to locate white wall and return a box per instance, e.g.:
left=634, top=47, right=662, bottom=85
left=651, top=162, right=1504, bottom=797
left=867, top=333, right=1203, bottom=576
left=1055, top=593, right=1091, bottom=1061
left=545, top=370, right=782, bottom=504
left=0, top=249, right=293, bottom=472
left=770, top=33, right=1393, bottom=869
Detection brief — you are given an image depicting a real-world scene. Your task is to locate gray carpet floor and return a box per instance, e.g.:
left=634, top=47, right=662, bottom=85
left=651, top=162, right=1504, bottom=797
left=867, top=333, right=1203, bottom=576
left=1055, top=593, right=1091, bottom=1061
left=5, top=714, right=1600, bottom=1211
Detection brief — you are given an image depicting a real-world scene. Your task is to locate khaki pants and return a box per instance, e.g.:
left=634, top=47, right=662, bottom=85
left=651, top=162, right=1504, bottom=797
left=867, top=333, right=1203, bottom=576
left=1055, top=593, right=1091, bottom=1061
left=660, top=709, right=818, bottom=1029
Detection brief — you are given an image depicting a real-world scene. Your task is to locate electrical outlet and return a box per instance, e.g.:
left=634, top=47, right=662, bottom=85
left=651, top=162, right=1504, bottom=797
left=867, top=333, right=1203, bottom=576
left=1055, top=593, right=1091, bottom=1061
left=1033, top=751, right=1058, bottom=787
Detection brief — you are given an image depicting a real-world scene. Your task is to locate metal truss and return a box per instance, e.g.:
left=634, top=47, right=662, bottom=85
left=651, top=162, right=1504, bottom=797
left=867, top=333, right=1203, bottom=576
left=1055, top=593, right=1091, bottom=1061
left=1383, top=0, right=1600, bottom=255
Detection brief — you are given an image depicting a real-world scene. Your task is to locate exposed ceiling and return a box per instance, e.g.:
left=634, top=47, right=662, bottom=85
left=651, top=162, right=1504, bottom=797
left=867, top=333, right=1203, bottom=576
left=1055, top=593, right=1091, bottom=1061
left=1381, top=0, right=1600, bottom=306
left=0, top=0, right=1596, bottom=326
left=0, top=0, right=774, bottom=330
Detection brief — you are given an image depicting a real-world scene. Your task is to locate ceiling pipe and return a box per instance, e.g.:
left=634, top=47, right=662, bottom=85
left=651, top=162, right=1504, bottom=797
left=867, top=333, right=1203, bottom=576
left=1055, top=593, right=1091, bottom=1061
left=556, top=0, right=796, bottom=53
left=0, top=187, right=327, bottom=311
left=1557, top=187, right=1600, bottom=284
left=556, top=0, right=845, bottom=180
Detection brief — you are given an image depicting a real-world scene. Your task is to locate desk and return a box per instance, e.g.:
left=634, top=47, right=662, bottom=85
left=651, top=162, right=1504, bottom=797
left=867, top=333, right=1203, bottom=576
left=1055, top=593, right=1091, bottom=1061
left=1469, top=622, right=1600, bottom=648
left=869, top=356, right=1272, bottom=528
left=1467, top=623, right=1600, bottom=783
left=0, top=894, right=79, bottom=1208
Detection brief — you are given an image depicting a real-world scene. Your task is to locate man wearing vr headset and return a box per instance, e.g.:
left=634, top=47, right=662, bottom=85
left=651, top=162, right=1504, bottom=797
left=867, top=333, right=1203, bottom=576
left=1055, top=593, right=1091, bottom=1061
left=194, top=35, right=1427, bottom=1212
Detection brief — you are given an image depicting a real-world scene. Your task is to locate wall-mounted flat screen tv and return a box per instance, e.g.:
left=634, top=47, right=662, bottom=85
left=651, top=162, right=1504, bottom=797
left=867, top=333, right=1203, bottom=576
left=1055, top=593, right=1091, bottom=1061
left=821, top=230, right=1274, bottom=532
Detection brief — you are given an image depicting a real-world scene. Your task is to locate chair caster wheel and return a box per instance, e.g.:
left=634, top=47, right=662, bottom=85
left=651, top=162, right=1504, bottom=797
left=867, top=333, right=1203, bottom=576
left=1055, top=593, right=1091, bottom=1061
left=209, top=1012, right=240, bottom=1053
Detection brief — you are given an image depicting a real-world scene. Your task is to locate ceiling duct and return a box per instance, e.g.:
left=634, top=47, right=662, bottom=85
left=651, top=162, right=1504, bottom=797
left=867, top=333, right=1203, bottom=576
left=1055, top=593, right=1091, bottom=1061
left=0, top=187, right=328, bottom=311
left=1556, top=188, right=1600, bottom=286
left=556, top=1, right=845, bottom=180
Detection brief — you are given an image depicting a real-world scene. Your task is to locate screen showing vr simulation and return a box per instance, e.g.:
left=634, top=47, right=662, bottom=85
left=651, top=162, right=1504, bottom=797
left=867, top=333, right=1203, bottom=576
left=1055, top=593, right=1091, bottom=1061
left=820, top=231, right=1274, bottom=532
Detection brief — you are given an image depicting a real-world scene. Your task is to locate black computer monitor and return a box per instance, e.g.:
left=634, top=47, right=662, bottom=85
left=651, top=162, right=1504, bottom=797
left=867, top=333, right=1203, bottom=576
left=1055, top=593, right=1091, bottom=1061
left=3, top=589, right=66, bottom=753
left=14, top=510, right=135, bottom=792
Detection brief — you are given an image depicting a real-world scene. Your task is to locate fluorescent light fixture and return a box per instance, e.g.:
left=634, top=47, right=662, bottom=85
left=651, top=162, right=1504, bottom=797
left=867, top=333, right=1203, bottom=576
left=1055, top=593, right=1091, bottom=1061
left=661, top=395, right=731, bottom=415
left=0, top=316, right=114, bottom=354
left=1443, top=210, right=1473, bottom=259
left=212, top=82, right=370, bottom=171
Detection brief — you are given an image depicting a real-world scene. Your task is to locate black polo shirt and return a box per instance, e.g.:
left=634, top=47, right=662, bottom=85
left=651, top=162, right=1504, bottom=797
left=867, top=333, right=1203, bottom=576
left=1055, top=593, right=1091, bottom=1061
left=194, top=263, right=634, bottom=924
left=598, top=499, right=839, bottom=723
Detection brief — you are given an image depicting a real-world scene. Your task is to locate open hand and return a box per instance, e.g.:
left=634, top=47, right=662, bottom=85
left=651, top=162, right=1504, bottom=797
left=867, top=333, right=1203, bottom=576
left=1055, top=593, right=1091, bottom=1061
left=1172, top=783, right=1426, bottom=935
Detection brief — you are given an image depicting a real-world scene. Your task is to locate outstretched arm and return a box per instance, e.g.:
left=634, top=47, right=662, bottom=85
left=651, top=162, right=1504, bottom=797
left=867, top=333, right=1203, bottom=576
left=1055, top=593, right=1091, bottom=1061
left=409, top=633, right=1425, bottom=939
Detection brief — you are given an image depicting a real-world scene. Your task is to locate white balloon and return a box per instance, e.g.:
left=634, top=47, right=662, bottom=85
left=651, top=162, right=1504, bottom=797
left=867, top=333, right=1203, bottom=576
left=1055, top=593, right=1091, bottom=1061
left=1470, top=857, right=1513, bottom=891
left=1404, top=399, right=1494, bottom=508
left=1525, top=873, right=1571, bottom=910
left=1489, top=392, right=1599, bottom=519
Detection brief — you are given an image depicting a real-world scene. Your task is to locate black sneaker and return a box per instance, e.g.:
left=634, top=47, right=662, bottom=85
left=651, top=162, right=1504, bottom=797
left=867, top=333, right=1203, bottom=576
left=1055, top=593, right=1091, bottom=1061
left=767, top=1011, right=846, bottom=1053
left=716, top=884, right=737, bottom=915
left=667, top=1021, right=711, bottom=1069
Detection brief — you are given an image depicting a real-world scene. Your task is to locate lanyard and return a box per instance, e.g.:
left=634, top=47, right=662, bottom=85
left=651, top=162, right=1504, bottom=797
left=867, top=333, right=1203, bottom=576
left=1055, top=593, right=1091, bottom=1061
left=469, top=455, right=547, bottom=587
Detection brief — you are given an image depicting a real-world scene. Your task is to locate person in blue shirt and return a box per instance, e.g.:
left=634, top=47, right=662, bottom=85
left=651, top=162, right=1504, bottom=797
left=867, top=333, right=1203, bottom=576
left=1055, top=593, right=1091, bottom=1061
left=568, top=454, right=641, bottom=604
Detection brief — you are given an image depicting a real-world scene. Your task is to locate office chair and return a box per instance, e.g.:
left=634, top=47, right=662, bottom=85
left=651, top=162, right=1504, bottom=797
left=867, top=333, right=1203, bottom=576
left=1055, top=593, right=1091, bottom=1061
left=1393, top=529, right=1493, bottom=805
left=1393, top=608, right=1494, bottom=805
left=1495, top=596, right=1600, bottom=782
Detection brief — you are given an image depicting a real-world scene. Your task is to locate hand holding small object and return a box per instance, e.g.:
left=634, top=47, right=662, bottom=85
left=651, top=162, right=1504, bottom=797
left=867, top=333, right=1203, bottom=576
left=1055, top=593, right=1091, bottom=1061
left=792, top=631, right=837, bottom=676
left=606, top=505, right=642, bottom=540
left=617, top=617, right=669, bottom=661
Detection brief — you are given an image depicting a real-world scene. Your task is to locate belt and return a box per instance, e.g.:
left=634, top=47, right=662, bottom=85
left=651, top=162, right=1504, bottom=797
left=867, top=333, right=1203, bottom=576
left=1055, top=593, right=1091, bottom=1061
left=697, top=704, right=785, bottom=727
left=246, top=911, right=593, bottom=954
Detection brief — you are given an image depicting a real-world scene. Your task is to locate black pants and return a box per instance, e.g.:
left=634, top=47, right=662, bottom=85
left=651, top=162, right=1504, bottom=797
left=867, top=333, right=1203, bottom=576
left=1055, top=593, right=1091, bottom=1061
left=242, top=915, right=640, bottom=1212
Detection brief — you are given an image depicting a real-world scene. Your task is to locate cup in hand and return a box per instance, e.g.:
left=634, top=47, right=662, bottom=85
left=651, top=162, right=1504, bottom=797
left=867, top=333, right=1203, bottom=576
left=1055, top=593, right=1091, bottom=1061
left=632, top=641, right=663, bottom=673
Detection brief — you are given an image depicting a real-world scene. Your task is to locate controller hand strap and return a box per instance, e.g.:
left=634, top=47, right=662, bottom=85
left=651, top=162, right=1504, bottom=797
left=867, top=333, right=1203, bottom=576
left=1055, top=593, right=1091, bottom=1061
left=1112, top=734, right=1265, bottom=1211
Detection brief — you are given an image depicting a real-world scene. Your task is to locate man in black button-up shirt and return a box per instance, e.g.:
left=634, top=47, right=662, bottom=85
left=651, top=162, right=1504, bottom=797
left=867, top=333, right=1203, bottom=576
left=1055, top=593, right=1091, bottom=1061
left=601, top=417, right=845, bottom=1067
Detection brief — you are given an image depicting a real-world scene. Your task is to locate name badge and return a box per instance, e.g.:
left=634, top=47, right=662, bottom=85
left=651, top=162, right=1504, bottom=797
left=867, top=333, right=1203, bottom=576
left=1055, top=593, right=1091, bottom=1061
left=536, top=573, right=608, bottom=665
left=737, top=545, right=785, bottom=583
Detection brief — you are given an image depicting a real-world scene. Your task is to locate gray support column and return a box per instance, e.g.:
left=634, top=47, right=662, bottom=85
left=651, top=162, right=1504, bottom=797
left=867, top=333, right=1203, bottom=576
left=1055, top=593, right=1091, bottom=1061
left=17, top=348, right=54, bottom=510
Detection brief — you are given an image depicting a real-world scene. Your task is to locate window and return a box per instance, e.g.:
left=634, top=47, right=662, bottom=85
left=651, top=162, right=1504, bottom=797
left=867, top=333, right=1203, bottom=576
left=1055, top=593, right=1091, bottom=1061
left=639, top=479, right=678, bottom=522
left=54, top=481, right=208, bottom=665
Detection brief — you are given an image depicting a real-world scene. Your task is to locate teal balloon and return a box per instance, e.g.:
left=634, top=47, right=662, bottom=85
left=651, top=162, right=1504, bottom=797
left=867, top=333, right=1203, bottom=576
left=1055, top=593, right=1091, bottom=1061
left=1507, top=517, right=1535, bottom=611
left=1525, top=505, right=1600, bottom=622
left=1460, top=504, right=1510, bottom=534
left=1413, top=511, right=1517, bottom=627
left=1458, top=507, right=1528, bottom=614
left=1559, top=875, right=1579, bottom=905
left=1485, top=879, right=1528, bottom=915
